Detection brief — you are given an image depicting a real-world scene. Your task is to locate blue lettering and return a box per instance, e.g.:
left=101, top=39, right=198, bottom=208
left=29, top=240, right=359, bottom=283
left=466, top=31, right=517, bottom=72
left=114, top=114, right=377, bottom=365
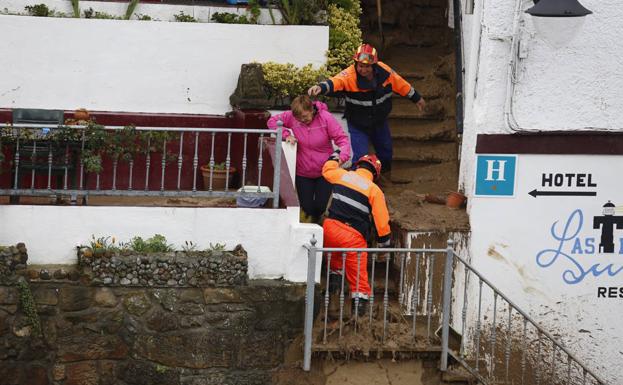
left=585, top=237, right=595, bottom=254
left=619, top=238, right=623, bottom=254
left=536, top=210, right=623, bottom=284
left=571, top=238, right=583, bottom=254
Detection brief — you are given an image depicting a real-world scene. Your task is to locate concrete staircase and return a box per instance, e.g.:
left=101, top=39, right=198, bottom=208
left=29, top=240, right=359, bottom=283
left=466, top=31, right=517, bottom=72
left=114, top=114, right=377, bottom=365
left=360, top=0, right=465, bottom=233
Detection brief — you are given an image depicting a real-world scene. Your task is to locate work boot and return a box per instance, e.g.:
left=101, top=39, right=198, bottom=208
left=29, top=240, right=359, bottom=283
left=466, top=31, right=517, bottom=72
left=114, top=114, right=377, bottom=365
left=377, top=171, right=392, bottom=188
left=327, top=272, right=342, bottom=294
left=351, top=297, right=369, bottom=318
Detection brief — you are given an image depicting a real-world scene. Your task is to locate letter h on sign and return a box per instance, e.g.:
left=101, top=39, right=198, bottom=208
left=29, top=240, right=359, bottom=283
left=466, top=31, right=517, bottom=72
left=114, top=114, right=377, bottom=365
left=475, top=155, right=517, bottom=197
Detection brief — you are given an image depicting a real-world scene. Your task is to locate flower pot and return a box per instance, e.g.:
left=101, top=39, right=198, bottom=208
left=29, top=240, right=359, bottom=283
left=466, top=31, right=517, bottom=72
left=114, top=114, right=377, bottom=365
left=446, top=191, right=466, bottom=209
left=200, top=165, right=237, bottom=190
left=74, top=108, right=90, bottom=121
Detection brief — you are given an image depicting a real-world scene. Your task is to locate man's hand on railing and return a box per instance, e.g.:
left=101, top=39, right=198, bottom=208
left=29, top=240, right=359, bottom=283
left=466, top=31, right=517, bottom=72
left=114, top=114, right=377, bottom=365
left=376, top=239, right=392, bottom=262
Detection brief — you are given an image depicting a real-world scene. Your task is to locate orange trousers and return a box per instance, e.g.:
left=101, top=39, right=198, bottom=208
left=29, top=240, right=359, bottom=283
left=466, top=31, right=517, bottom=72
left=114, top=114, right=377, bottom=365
left=322, top=218, right=371, bottom=298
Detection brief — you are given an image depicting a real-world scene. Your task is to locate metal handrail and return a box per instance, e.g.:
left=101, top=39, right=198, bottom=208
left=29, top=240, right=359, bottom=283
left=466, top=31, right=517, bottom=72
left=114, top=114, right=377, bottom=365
left=302, top=237, right=609, bottom=385
left=446, top=250, right=608, bottom=385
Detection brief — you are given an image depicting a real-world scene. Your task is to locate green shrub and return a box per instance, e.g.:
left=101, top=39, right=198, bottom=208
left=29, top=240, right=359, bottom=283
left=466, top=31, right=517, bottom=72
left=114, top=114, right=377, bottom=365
left=174, top=11, right=196, bottom=22
left=211, top=12, right=251, bottom=24
left=261, top=62, right=329, bottom=99
left=326, top=2, right=362, bottom=74
left=24, top=4, right=50, bottom=17
left=123, top=234, right=174, bottom=253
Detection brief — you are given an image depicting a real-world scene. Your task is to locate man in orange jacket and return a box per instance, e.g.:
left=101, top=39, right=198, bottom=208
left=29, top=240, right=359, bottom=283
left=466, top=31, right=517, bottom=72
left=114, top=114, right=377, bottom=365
left=322, top=153, right=391, bottom=317
left=309, top=43, right=425, bottom=182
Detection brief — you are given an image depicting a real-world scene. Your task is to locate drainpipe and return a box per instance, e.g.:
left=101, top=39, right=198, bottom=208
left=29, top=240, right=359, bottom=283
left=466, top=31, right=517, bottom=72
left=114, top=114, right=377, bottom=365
left=453, top=0, right=465, bottom=135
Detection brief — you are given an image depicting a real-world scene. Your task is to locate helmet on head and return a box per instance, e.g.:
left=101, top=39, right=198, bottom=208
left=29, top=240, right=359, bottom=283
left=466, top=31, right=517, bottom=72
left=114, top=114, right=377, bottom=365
left=353, top=44, right=378, bottom=64
left=355, top=154, right=382, bottom=180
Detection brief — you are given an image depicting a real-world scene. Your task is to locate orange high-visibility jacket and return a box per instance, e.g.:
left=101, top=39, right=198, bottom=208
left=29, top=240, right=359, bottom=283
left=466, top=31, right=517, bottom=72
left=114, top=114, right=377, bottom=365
left=318, top=62, right=421, bottom=130
left=322, top=159, right=391, bottom=243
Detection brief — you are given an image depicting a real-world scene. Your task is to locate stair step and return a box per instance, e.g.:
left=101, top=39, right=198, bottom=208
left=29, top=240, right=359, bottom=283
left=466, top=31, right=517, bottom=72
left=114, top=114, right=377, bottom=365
left=393, top=141, right=458, bottom=163
left=383, top=45, right=454, bottom=75
left=391, top=118, right=456, bottom=142
left=389, top=160, right=459, bottom=194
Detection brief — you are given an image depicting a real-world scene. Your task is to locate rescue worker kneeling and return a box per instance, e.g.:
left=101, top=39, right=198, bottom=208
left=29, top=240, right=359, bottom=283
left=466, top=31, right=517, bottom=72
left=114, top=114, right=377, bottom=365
left=322, top=153, right=391, bottom=318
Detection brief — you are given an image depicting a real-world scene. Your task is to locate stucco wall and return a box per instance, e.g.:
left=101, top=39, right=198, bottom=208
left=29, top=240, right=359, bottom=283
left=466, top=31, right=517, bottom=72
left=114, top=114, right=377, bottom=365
left=0, top=205, right=322, bottom=283
left=0, top=14, right=328, bottom=115
left=0, top=0, right=283, bottom=23
left=458, top=0, right=622, bottom=382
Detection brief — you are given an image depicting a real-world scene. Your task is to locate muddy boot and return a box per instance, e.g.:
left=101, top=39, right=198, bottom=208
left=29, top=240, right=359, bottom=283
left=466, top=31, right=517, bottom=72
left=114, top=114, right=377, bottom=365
left=327, top=273, right=342, bottom=319
left=351, top=298, right=368, bottom=318
left=377, top=171, right=393, bottom=188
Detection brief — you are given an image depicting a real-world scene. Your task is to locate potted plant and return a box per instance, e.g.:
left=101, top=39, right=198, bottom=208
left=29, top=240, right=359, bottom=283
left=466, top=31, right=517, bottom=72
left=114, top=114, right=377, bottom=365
left=200, top=162, right=237, bottom=190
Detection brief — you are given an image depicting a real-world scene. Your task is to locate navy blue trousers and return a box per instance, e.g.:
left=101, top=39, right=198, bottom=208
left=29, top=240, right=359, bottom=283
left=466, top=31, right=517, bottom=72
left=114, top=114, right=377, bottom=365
left=348, top=120, right=392, bottom=172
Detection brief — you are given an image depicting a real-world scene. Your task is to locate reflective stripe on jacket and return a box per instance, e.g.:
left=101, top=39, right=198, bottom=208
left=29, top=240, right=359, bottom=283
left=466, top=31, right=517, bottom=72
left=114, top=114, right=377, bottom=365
left=319, top=62, right=421, bottom=130
left=322, top=159, right=391, bottom=243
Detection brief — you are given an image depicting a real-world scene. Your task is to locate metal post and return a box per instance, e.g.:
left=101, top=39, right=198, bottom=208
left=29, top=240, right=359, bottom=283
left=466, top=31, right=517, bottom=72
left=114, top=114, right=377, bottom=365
left=272, top=121, right=283, bottom=208
left=303, top=235, right=317, bottom=371
left=440, top=239, right=455, bottom=371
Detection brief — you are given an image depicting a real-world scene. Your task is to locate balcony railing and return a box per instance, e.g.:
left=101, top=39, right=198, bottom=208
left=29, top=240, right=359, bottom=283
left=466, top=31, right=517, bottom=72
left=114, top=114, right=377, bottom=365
left=0, top=122, right=284, bottom=207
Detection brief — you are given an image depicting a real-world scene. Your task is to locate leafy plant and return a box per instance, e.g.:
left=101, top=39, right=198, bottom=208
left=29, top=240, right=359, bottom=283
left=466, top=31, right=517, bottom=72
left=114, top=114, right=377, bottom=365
left=125, top=0, right=140, bottom=20
left=208, top=242, right=226, bottom=251
left=89, top=235, right=118, bottom=253
left=326, top=2, right=361, bottom=73
left=174, top=11, right=196, bottom=22
left=17, top=279, right=42, bottom=337
left=83, top=7, right=93, bottom=18
left=181, top=241, right=198, bottom=252
left=136, top=13, right=151, bottom=20
left=71, top=0, right=80, bottom=18
left=123, top=234, right=174, bottom=253
left=261, top=62, right=329, bottom=99
left=211, top=12, right=251, bottom=24
left=24, top=4, right=50, bottom=17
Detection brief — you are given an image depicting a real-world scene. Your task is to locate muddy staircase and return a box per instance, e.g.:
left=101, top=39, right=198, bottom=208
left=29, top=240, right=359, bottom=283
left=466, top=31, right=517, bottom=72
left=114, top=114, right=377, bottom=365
left=360, top=0, right=467, bottom=235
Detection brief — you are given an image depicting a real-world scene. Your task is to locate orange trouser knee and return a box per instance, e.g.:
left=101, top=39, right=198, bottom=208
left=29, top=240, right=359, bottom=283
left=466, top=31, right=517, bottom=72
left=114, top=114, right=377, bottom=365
left=323, top=218, right=370, bottom=297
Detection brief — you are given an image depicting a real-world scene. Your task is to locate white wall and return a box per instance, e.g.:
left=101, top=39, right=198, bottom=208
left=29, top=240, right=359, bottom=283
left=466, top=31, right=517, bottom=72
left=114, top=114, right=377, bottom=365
left=0, top=0, right=283, bottom=24
left=458, top=0, right=623, bottom=381
left=0, top=205, right=323, bottom=283
left=0, top=14, right=328, bottom=114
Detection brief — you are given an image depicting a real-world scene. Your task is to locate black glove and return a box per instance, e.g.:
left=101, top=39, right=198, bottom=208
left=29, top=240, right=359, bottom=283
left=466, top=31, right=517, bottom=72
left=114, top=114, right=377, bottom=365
left=327, top=148, right=341, bottom=162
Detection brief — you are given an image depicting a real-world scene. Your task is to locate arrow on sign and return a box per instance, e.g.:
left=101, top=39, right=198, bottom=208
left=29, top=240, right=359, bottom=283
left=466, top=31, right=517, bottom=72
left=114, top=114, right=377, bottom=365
left=529, top=189, right=597, bottom=198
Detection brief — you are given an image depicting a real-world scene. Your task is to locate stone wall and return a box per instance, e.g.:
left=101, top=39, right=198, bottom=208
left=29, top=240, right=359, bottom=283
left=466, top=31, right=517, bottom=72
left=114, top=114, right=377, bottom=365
left=0, top=243, right=28, bottom=284
left=77, top=246, right=248, bottom=288
left=0, top=281, right=307, bottom=385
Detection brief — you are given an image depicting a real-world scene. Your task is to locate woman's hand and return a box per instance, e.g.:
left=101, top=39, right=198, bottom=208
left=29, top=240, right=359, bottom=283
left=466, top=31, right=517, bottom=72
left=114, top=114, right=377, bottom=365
left=285, top=136, right=297, bottom=145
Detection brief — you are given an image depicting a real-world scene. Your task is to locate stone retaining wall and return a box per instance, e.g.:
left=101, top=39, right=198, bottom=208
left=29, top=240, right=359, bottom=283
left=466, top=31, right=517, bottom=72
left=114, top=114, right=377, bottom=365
left=78, top=246, right=248, bottom=288
left=0, top=281, right=307, bottom=385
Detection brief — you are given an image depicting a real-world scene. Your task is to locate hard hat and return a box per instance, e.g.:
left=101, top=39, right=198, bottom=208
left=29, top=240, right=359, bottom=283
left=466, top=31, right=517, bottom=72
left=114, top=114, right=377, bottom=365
left=355, top=154, right=382, bottom=180
left=353, top=44, right=378, bottom=64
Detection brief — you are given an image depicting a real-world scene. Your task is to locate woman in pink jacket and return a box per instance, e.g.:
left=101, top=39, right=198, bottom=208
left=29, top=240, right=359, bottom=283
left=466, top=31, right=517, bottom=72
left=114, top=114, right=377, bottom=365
left=268, top=95, right=351, bottom=222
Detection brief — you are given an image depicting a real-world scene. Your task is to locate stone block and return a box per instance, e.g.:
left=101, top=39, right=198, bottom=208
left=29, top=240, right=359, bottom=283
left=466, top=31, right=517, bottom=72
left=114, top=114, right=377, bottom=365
left=53, top=363, right=66, bottom=381
left=32, top=287, right=59, bottom=306
left=238, top=332, right=283, bottom=369
left=133, top=331, right=235, bottom=369
left=57, top=334, right=129, bottom=362
left=0, top=287, right=18, bottom=305
left=65, top=361, right=98, bottom=385
left=0, top=363, right=48, bottom=385
left=93, top=288, right=118, bottom=307
left=203, top=288, right=242, bottom=304
left=123, top=292, right=152, bottom=316
left=119, top=360, right=180, bottom=385
left=59, top=287, right=93, bottom=311
left=146, top=310, right=179, bottom=332
left=179, top=289, right=205, bottom=304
